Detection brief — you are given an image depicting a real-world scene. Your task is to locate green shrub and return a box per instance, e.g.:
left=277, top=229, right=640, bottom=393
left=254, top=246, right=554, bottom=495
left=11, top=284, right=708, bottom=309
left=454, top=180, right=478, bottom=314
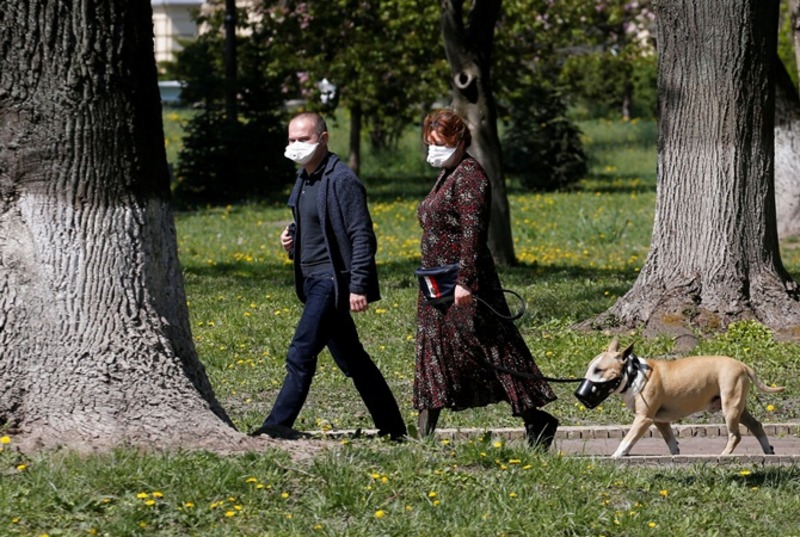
left=502, top=85, right=587, bottom=191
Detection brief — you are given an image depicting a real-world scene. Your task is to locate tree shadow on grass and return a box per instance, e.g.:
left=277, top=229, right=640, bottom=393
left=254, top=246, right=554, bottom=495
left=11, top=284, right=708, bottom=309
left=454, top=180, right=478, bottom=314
left=181, top=257, right=637, bottom=326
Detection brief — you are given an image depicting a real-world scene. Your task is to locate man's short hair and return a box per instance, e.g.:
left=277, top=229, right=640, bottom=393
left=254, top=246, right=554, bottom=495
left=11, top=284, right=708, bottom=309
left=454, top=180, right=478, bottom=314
left=292, top=112, right=328, bottom=135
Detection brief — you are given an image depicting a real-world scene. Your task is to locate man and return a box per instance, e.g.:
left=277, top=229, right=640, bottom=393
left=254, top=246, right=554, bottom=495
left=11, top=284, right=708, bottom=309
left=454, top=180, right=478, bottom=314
left=251, top=112, right=407, bottom=440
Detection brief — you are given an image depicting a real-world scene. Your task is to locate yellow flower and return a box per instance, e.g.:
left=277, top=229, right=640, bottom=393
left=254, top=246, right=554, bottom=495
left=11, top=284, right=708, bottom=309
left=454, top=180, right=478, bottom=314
left=660, top=489, right=668, bottom=497
left=281, top=492, right=290, bottom=499
left=224, top=511, right=236, bottom=518
left=16, top=464, right=27, bottom=471
left=0, top=436, right=10, bottom=444
left=184, top=502, right=195, bottom=508
left=374, top=509, right=386, bottom=519
left=428, top=491, right=437, bottom=498
left=766, top=404, right=775, bottom=412
left=136, top=492, right=149, bottom=499
left=648, top=522, right=656, bottom=528
left=246, top=477, right=258, bottom=483
left=739, top=470, right=752, bottom=476
left=492, top=440, right=503, bottom=448
left=152, top=491, right=164, bottom=498
left=145, top=500, right=156, bottom=507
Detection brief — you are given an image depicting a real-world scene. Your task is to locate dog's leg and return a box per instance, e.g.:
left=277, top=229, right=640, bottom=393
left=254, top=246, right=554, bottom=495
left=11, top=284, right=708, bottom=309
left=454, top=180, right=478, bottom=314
left=654, top=421, right=680, bottom=455
left=612, top=415, right=653, bottom=458
left=720, top=380, right=749, bottom=455
left=739, top=408, right=774, bottom=454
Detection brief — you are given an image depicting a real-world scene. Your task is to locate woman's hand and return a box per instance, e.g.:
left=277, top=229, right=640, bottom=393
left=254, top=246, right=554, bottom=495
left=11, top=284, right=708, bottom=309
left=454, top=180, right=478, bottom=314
left=454, top=284, right=472, bottom=307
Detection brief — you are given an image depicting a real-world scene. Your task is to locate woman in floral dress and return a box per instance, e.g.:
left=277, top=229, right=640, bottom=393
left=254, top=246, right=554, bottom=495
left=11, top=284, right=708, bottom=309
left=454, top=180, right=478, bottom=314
left=414, top=109, right=559, bottom=449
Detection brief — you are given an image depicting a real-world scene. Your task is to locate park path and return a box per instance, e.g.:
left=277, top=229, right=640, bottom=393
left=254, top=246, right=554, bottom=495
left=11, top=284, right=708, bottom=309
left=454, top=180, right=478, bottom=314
left=323, top=423, right=800, bottom=465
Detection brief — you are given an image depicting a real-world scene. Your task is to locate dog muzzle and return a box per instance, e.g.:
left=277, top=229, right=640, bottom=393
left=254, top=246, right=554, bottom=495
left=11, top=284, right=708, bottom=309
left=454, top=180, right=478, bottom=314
left=574, top=377, right=623, bottom=409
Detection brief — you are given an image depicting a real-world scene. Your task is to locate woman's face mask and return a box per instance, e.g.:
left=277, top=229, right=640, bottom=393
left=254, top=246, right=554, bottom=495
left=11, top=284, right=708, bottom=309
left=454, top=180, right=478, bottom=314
left=284, top=141, right=319, bottom=165
left=426, top=144, right=458, bottom=168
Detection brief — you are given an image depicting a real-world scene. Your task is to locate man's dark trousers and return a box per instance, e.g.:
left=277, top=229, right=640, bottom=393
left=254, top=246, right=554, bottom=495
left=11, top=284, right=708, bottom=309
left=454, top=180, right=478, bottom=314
left=263, top=276, right=406, bottom=437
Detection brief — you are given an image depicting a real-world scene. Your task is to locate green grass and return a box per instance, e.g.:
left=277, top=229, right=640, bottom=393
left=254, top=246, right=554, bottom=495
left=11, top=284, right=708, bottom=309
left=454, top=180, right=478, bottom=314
left=2, top=114, right=799, bottom=536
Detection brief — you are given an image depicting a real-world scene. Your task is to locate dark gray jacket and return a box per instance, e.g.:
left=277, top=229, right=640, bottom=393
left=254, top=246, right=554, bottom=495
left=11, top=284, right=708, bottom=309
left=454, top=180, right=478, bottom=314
left=286, top=153, right=381, bottom=309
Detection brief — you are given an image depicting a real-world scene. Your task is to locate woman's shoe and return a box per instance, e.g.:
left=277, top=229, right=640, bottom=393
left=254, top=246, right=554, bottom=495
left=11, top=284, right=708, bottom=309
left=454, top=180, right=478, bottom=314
left=524, top=410, right=559, bottom=451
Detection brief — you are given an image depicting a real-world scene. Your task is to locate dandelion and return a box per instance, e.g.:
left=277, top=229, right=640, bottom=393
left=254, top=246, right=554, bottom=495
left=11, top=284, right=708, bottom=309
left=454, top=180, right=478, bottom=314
left=145, top=500, right=156, bottom=507
left=225, top=511, right=236, bottom=518
left=184, top=502, right=195, bottom=508
left=152, top=491, right=164, bottom=498
left=246, top=477, right=258, bottom=484
left=374, top=509, right=386, bottom=519
left=648, top=522, right=656, bottom=528
left=492, top=440, right=503, bottom=448
left=0, top=436, right=10, bottom=444
left=281, top=492, right=290, bottom=499
left=739, top=470, right=752, bottom=476
left=16, top=464, right=26, bottom=471
left=660, top=489, right=668, bottom=497
left=509, top=492, right=518, bottom=498
left=428, top=491, right=437, bottom=498
left=766, top=404, right=775, bottom=412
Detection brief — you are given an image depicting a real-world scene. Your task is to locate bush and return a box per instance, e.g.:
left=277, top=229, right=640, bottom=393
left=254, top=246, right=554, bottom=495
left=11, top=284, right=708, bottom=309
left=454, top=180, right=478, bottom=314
left=502, top=85, right=587, bottom=191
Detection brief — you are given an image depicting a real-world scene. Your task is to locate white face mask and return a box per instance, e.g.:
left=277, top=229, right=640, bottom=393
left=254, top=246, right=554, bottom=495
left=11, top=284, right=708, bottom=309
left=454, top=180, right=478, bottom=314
left=426, top=144, right=458, bottom=168
left=284, top=141, right=319, bottom=165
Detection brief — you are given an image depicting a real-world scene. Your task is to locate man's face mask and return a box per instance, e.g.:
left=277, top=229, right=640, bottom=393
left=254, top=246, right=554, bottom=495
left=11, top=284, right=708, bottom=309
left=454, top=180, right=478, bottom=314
left=426, top=144, right=458, bottom=168
left=284, top=141, right=319, bottom=165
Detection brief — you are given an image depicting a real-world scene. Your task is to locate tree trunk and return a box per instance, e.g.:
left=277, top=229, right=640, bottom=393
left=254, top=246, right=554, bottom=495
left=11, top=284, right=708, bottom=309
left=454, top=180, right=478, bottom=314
left=0, top=0, right=236, bottom=450
left=349, top=105, right=362, bottom=175
left=440, top=0, right=516, bottom=266
left=581, top=0, right=800, bottom=339
left=774, top=58, right=800, bottom=238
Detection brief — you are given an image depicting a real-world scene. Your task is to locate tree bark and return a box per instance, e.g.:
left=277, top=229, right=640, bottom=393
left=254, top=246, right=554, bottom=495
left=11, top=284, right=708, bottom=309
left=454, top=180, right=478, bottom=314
left=349, top=105, right=362, bottom=176
left=774, top=58, right=800, bottom=238
left=440, top=0, right=516, bottom=265
left=0, top=0, right=236, bottom=450
left=581, top=0, right=800, bottom=338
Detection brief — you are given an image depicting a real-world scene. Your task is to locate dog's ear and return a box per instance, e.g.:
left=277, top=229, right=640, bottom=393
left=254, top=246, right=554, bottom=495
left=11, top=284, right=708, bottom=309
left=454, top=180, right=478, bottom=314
left=607, top=338, right=619, bottom=352
left=621, top=343, right=634, bottom=359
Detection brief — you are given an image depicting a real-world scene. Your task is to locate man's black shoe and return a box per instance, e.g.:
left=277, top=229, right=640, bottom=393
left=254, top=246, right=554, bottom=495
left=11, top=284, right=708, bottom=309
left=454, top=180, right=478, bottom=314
left=249, top=424, right=311, bottom=440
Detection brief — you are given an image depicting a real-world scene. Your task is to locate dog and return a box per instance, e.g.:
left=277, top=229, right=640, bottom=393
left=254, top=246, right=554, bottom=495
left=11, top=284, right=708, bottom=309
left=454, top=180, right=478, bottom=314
left=575, top=339, right=784, bottom=458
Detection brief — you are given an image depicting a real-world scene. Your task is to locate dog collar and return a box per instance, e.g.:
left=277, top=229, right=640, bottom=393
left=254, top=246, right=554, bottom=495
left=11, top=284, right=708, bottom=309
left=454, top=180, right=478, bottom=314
left=616, top=353, right=642, bottom=394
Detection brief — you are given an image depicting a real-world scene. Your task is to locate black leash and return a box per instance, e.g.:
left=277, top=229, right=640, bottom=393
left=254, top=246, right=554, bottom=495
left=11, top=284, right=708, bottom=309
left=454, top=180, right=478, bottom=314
left=475, top=289, right=526, bottom=321
left=494, top=365, right=583, bottom=384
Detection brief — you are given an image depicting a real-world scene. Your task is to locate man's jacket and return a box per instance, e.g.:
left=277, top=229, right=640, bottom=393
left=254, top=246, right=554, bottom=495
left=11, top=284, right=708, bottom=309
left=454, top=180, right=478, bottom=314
left=286, top=153, right=381, bottom=310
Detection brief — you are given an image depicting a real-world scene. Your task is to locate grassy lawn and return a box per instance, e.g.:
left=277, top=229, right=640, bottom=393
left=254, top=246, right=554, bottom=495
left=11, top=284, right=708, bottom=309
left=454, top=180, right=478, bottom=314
left=1, top=113, right=798, bottom=536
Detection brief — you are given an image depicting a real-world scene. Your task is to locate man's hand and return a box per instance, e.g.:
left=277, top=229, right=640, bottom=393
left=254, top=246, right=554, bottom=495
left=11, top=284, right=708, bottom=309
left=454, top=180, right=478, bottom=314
left=350, top=293, right=368, bottom=312
left=454, top=284, right=472, bottom=307
left=280, top=226, right=294, bottom=253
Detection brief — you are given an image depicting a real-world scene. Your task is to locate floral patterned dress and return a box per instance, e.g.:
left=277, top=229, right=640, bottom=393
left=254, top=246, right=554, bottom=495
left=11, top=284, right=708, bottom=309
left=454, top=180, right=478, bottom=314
left=413, top=156, right=557, bottom=415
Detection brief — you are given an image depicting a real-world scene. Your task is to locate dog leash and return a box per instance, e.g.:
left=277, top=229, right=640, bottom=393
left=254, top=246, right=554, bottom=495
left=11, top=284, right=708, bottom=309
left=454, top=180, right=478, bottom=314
left=493, top=365, right=583, bottom=384
left=475, top=289, right=526, bottom=321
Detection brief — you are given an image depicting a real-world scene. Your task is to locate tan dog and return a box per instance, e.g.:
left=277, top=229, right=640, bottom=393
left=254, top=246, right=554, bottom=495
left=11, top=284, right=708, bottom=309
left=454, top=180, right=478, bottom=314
left=575, top=339, right=784, bottom=458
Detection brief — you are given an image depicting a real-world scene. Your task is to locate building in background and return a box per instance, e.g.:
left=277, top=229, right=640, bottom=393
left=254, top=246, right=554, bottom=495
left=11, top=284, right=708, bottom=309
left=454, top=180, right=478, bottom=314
left=151, top=0, right=204, bottom=64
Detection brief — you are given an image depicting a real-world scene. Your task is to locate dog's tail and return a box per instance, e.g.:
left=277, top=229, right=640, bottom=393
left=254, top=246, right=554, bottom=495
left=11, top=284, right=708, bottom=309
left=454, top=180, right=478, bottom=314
left=747, top=367, right=785, bottom=393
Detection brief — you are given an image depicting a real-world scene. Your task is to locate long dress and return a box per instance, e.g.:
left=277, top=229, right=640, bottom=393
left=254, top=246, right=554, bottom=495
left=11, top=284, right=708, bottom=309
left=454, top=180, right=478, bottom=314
left=413, top=156, right=557, bottom=415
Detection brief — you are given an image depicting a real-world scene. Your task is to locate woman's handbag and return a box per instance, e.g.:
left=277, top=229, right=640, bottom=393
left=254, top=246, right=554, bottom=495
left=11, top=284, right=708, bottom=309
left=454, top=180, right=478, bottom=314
left=414, top=263, right=459, bottom=305
left=414, top=263, right=526, bottom=320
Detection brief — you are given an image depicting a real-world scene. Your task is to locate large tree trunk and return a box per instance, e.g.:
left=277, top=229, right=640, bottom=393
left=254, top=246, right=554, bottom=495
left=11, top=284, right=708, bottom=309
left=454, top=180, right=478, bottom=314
left=582, top=0, right=800, bottom=339
left=774, top=58, right=800, bottom=238
left=440, top=0, right=516, bottom=266
left=0, top=0, right=237, bottom=450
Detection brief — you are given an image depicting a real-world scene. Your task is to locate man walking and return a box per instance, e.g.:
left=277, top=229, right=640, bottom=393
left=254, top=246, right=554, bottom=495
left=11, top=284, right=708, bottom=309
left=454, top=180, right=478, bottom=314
left=251, top=112, right=407, bottom=440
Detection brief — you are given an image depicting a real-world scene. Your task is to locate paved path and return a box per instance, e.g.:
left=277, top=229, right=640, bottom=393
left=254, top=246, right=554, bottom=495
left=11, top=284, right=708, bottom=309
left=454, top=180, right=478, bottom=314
left=324, top=423, right=800, bottom=465
left=437, top=423, right=800, bottom=466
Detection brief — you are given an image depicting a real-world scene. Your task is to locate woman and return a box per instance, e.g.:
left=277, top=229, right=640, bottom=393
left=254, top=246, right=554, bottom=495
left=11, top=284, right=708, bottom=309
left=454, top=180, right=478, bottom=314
left=414, top=109, right=559, bottom=449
